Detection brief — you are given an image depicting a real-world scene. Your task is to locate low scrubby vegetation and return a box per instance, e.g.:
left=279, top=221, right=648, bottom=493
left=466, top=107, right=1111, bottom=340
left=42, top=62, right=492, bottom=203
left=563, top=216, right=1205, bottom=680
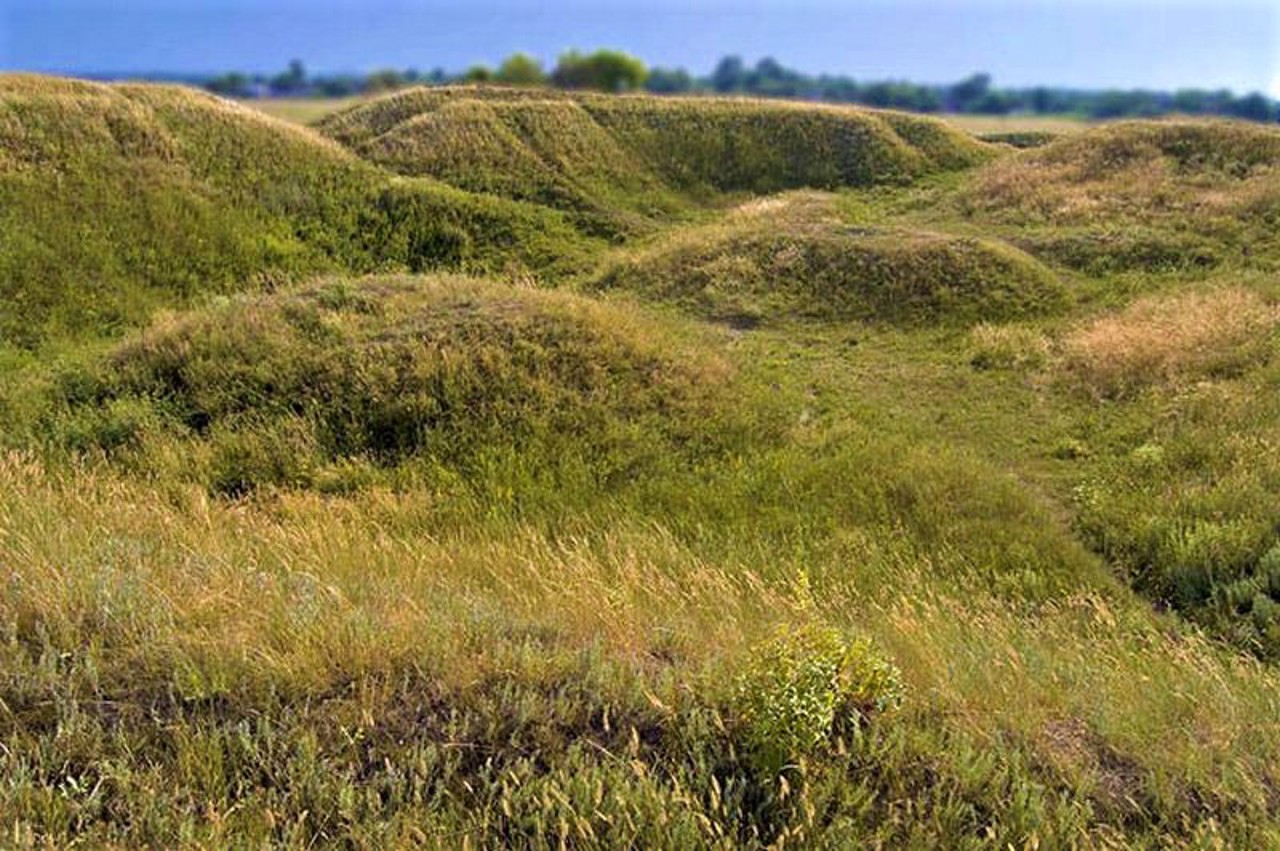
left=1059, top=287, right=1278, bottom=398
left=965, top=121, right=1280, bottom=224
left=960, top=120, right=1280, bottom=275
left=1059, top=287, right=1280, bottom=658
left=6, top=76, right=1280, bottom=845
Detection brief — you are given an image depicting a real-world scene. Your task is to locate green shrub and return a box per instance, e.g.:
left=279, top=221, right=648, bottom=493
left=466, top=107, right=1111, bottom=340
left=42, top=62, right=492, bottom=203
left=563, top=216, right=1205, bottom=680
left=733, top=624, right=904, bottom=773
left=206, top=419, right=318, bottom=497
left=47, top=397, right=158, bottom=454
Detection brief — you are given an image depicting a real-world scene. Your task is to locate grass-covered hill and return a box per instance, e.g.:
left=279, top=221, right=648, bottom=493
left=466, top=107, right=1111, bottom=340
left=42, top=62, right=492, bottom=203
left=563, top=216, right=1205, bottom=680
left=0, top=76, right=596, bottom=348
left=7, top=78, right=1280, bottom=846
left=587, top=192, right=1067, bottom=326
left=0, top=78, right=996, bottom=349
left=317, top=85, right=994, bottom=233
left=960, top=119, right=1280, bottom=274
left=42, top=275, right=768, bottom=501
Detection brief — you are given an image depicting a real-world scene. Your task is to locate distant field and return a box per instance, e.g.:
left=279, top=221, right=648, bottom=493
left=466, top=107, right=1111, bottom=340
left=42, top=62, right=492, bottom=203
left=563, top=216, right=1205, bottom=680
left=246, top=94, right=364, bottom=123
left=940, top=112, right=1090, bottom=134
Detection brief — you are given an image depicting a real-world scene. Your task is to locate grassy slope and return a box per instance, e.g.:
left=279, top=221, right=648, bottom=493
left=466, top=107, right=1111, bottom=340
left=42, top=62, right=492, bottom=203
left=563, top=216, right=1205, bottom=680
left=0, top=75, right=597, bottom=349
left=37, top=275, right=769, bottom=502
left=5, top=81, right=1280, bottom=845
left=245, top=93, right=1091, bottom=140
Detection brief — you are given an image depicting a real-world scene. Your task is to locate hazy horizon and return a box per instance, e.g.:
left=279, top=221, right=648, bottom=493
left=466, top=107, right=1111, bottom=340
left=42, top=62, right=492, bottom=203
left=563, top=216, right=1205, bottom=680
left=3, top=0, right=1278, bottom=97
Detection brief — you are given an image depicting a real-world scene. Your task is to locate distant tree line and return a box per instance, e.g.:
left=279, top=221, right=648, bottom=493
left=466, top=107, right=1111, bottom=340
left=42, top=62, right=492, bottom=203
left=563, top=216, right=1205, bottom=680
left=203, top=53, right=1279, bottom=122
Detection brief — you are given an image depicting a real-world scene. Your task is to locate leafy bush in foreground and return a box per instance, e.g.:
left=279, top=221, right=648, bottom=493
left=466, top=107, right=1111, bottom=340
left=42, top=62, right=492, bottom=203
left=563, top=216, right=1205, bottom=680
left=733, top=624, right=904, bottom=773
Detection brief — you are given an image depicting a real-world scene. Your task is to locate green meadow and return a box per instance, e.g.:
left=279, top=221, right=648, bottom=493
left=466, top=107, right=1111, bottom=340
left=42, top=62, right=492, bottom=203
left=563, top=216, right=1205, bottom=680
left=4, top=75, right=1280, bottom=847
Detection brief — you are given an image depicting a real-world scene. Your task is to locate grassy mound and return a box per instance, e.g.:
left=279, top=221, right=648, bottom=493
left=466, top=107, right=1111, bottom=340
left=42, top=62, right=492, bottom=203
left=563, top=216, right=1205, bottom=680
left=46, top=275, right=752, bottom=497
left=587, top=193, right=1067, bottom=325
left=0, top=75, right=595, bottom=348
left=15, top=76, right=1280, bottom=847
left=961, top=120, right=1280, bottom=272
left=319, top=86, right=994, bottom=230
left=347, top=97, right=687, bottom=236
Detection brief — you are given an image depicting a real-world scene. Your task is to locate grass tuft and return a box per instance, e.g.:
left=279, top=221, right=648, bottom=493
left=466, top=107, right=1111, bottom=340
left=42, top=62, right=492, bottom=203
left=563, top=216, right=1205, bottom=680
left=1060, top=286, right=1279, bottom=398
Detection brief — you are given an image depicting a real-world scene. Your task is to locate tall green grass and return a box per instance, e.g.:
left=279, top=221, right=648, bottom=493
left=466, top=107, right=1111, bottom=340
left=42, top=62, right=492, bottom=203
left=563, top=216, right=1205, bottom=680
left=4, top=423, right=1279, bottom=846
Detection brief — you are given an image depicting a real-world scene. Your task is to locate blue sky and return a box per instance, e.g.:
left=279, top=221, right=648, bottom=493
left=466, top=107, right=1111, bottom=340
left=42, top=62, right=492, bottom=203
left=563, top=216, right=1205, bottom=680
left=4, top=1, right=1278, bottom=96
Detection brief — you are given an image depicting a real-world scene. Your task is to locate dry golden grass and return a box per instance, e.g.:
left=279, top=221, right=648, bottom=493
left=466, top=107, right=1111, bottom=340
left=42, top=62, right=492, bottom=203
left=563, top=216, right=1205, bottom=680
left=6, top=451, right=1280, bottom=843
left=1061, top=287, right=1279, bottom=397
left=964, top=120, right=1280, bottom=226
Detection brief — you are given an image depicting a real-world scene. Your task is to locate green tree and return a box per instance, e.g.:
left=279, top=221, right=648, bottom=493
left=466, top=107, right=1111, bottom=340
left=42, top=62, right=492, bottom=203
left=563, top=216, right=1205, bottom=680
left=552, top=49, right=647, bottom=92
left=711, top=55, right=746, bottom=93
left=948, top=73, right=992, bottom=112
left=644, top=66, right=693, bottom=94
left=495, top=53, right=546, bottom=86
left=1172, top=89, right=1211, bottom=115
left=464, top=65, right=494, bottom=83
left=364, top=69, right=407, bottom=93
left=207, top=72, right=253, bottom=98
left=271, top=59, right=307, bottom=95
left=1227, top=92, right=1276, bottom=122
left=750, top=57, right=804, bottom=97
left=316, top=75, right=362, bottom=97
